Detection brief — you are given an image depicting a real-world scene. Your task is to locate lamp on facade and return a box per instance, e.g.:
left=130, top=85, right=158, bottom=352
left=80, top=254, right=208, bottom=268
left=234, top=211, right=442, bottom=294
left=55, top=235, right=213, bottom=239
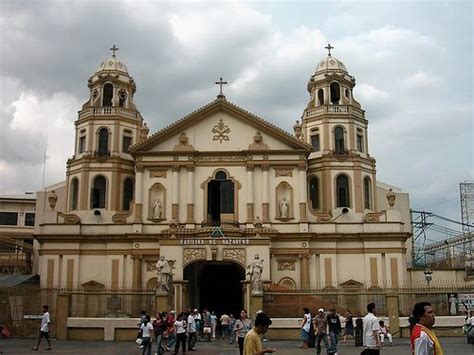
left=424, top=267, right=433, bottom=287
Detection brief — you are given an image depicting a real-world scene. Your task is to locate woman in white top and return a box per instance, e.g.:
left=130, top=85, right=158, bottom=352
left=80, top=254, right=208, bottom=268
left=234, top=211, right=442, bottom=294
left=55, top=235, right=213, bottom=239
left=140, top=315, right=154, bottom=355
left=300, top=307, right=311, bottom=348
left=173, top=312, right=188, bottom=354
left=234, top=309, right=252, bottom=355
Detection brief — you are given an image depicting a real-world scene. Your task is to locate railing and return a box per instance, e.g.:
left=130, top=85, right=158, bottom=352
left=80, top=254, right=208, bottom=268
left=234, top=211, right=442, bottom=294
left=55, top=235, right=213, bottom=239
left=78, top=106, right=139, bottom=120
left=306, top=105, right=365, bottom=119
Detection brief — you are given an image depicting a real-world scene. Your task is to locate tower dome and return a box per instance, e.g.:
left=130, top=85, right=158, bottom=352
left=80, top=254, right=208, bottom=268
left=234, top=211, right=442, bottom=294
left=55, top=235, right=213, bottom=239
left=94, top=45, right=128, bottom=74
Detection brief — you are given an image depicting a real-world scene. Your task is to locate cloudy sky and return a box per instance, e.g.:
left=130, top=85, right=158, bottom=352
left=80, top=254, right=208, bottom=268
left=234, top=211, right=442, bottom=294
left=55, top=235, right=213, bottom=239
left=0, top=0, right=472, bottom=236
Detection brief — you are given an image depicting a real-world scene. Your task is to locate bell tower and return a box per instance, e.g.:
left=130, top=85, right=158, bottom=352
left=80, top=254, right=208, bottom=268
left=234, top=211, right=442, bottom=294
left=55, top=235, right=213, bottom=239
left=301, top=44, right=377, bottom=215
left=65, top=46, right=149, bottom=218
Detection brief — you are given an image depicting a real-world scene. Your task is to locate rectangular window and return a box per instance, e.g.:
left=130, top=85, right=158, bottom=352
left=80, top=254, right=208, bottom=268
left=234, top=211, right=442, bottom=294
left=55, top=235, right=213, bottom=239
left=0, top=212, right=19, bottom=226
left=357, top=134, right=364, bottom=152
left=79, top=136, right=86, bottom=153
left=311, top=134, right=320, bottom=152
left=122, top=135, right=132, bottom=153
left=25, top=213, right=35, bottom=226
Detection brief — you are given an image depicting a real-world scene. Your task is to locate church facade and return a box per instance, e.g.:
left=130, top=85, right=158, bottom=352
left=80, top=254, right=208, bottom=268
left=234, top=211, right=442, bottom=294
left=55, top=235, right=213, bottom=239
left=35, top=46, right=412, bottom=313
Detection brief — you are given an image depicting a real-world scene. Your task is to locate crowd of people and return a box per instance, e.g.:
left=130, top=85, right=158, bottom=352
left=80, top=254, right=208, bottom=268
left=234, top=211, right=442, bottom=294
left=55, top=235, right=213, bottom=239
left=136, top=308, right=275, bottom=355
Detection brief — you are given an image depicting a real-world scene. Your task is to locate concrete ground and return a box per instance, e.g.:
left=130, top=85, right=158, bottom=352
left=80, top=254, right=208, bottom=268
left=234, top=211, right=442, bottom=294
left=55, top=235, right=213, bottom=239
left=0, top=337, right=472, bottom=355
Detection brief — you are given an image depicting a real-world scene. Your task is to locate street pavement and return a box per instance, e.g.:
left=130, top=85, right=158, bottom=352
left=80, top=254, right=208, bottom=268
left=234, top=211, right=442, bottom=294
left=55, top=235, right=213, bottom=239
left=0, top=337, right=472, bottom=355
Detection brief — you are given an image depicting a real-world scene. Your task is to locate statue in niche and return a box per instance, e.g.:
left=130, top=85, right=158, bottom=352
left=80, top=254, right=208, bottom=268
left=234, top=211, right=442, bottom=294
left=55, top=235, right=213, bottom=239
left=247, top=254, right=264, bottom=294
left=279, top=197, right=289, bottom=218
left=152, top=199, right=162, bottom=219
left=156, top=255, right=172, bottom=294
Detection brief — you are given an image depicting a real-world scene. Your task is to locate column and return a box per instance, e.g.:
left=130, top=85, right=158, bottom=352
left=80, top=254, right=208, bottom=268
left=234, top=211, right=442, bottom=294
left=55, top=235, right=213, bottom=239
left=299, top=254, right=310, bottom=289
left=134, top=164, right=143, bottom=223
left=186, top=164, right=195, bottom=224
left=298, top=162, right=308, bottom=222
left=172, top=165, right=179, bottom=221
left=246, top=165, right=254, bottom=223
left=261, top=164, right=270, bottom=222
left=132, top=256, right=142, bottom=289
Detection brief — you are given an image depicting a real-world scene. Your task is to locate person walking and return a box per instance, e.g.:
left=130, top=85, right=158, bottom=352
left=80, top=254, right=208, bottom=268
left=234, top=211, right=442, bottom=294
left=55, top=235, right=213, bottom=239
left=153, top=313, right=166, bottom=355
left=187, top=310, right=197, bottom=351
left=210, top=311, right=217, bottom=339
left=234, top=309, right=252, bottom=355
left=300, top=307, right=311, bottom=348
left=174, top=312, right=187, bottom=354
left=220, top=312, right=230, bottom=340
left=140, top=315, right=154, bottom=355
left=410, top=302, right=444, bottom=355
left=326, top=308, right=341, bottom=355
left=228, top=313, right=236, bottom=344
left=465, top=310, right=474, bottom=344
left=354, top=318, right=364, bottom=347
left=32, top=305, right=52, bottom=351
left=243, top=312, right=276, bottom=355
left=343, top=309, right=354, bottom=343
left=362, top=303, right=381, bottom=354
left=166, top=311, right=177, bottom=351
left=313, top=308, right=328, bottom=355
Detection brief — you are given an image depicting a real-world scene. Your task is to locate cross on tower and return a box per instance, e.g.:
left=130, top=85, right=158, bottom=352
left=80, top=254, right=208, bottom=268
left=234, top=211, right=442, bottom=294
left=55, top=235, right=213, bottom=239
left=215, top=77, right=228, bottom=99
left=109, top=44, right=119, bottom=57
left=325, top=43, right=334, bottom=56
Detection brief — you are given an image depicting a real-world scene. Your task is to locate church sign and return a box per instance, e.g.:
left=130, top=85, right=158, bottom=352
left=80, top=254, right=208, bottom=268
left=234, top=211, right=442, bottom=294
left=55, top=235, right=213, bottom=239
left=179, top=238, right=250, bottom=245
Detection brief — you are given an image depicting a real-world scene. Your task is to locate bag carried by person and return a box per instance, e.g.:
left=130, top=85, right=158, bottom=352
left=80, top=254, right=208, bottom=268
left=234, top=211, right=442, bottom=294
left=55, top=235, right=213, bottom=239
left=135, top=338, right=143, bottom=345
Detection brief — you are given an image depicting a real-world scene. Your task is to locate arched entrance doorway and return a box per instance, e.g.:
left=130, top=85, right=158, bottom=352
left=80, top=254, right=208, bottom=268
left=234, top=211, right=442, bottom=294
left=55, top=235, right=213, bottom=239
left=184, top=261, right=245, bottom=316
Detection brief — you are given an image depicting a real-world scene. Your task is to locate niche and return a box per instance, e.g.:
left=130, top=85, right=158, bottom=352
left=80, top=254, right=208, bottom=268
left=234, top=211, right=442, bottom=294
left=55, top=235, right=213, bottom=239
left=275, top=181, right=294, bottom=220
left=148, top=183, right=166, bottom=221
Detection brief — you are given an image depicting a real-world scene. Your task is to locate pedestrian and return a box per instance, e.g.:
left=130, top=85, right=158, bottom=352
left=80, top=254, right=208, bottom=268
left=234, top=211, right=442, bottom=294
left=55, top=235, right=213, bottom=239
left=174, top=312, right=187, bottom=354
left=465, top=310, right=474, bottom=344
left=220, top=312, right=230, bottom=340
left=234, top=309, right=252, bottom=355
left=210, top=311, right=217, bottom=339
left=343, top=309, right=354, bottom=343
left=313, top=308, right=328, bottom=355
left=187, top=309, right=197, bottom=351
left=32, top=305, right=52, bottom=351
left=137, top=310, right=147, bottom=346
left=166, top=310, right=176, bottom=351
left=361, top=302, right=381, bottom=354
left=152, top=312, right=166, bottom=355
left=378, top=320, right=392, bottom=346
left=410, top=302, right=444, bottom=355
left=326, top=308, right=341, bottom=355
left=228, top=313, right=236, bottom=344
left=354, top=318, right=364, bottom=347
left=300, top=307, right=311, bottom=348
left=203, top=308, right=211, bottom=342
left=243, top=312, right=276, bottom=355
left=140, top=315, right=154, bottom=355
left=194, top=309, right=202, bottom=341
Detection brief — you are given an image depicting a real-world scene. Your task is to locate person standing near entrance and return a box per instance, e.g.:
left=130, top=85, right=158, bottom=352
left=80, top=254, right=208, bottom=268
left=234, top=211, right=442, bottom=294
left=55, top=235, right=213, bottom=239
left=243, top=312, right=276, bottom=355
left=235, top=309, right=252, bottom=355
left=362, top=303, right=381, bottom=354
left=32, top=305, right=52, bottom=351
left=300, top=307, right=311, bottom=348
left=187, top=310, right=197, bottom=351
left=173, top=312, right=187, bottom=354
left=313, top=308, right=328, bottom=355
left=411, top=302, right=444, bottom=355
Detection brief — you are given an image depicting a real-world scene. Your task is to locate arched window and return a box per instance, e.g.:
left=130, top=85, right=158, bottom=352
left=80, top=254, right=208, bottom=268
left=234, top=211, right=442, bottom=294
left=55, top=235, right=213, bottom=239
left=345, top=89, right=350, bottom=99
left=207, top=171, right=234, bottom=225
left=364, top=177, right=372, bottom=209
left=123, top=178, right=134, bottom=210
left=70, top=178, right=79, bottom=210
left=118, top=89, right=127, bottom=107
left=98, top=128, right=109, bottom=156
left=336, top=175, right=350, bottom=208
left=309, top=177, right=319, bottom=209
left=330, top=82, right=340, bottom=104
left=317, top=89, right=324, bottom=106
left=334, top=126, right=345, bottom=154
left=92, top=176, right=107, bottom=208
left=215, top=171, right=227, bottom=180
left=102, top=83, right=113, bottom=106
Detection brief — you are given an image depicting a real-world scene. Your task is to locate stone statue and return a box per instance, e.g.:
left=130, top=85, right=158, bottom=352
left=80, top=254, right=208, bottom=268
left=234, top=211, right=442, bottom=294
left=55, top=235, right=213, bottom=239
left=152, top=199, right=162, bottom=219
left=156, top=255, right=171, bottom=294
left=279, top=197, right=289, bottom=218
left=247, top=254, right=264, bottom=294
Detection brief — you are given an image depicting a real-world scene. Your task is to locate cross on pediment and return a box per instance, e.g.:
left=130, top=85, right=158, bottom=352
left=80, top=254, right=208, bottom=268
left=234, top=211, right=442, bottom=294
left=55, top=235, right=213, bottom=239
left=325, top=43, right=334, bottom=56
left=109, top=44, right=119, bottom=57
left=215, top=77, right=228, bottom=99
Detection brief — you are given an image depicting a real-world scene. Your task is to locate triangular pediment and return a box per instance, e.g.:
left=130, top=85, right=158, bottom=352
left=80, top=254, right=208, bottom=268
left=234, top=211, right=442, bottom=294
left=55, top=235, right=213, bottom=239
left=81, top=280, right=105, bottom=289
left=132, top=98, right=311, bottom=154
left=339, top=279, right=364, bottom=288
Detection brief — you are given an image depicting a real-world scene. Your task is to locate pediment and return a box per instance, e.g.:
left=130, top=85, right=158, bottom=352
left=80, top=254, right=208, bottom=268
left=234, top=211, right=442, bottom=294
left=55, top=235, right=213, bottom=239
left=132, top=99, right=311, bottom=154
left=81, top=280, right=105, bottom=289
left=339, top=279, right=364, bottom=288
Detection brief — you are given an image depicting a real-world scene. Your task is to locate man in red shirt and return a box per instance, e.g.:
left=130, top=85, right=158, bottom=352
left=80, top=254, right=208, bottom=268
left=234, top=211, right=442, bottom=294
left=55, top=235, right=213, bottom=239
left=410, top=302, right=444, bottom=355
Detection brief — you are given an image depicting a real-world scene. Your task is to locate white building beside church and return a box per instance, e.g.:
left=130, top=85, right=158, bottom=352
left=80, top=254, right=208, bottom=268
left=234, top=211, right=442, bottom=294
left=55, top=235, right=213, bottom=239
left=35, top=46, right=412, bottom=314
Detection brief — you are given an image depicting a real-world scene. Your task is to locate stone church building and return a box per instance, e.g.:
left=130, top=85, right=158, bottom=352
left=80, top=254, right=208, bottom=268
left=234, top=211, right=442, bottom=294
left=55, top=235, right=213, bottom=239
left=35, top=46, right=411, bottom=314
